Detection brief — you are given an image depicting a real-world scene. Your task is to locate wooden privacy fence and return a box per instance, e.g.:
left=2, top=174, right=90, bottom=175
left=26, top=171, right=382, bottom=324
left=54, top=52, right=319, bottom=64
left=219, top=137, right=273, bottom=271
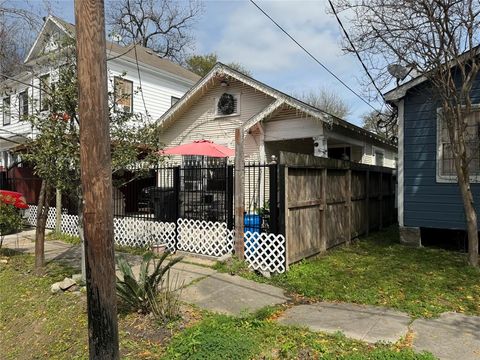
left=279, top=151, right=397, bottom=266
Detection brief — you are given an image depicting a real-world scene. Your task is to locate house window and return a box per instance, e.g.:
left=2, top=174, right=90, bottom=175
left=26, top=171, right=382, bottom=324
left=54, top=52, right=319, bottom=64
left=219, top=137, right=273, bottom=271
left=375, top=150, right=384, bottom=166
left=2, top=96, right=11, bottom=125
left=171, top=96, right=180, bottom=106
left=19, top=90, right=28, bottom=118
left=215, top=93, right=239, bottom=117
left=39, top=74, right=50, bottom=111
left=114, top=77, right=133, bottom=113
left=438, top=108, right=480, bottom=180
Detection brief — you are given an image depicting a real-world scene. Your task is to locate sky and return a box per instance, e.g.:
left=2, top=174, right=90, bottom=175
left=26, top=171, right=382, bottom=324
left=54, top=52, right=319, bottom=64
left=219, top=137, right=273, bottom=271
left=21, top=0, right=387, bottom=126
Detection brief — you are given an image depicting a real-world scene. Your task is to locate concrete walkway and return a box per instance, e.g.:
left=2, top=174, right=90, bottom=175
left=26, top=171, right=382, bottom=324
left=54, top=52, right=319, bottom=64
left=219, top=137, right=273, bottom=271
left=4, top=230, right=480, bottom=359
left=278, top=302, right=411, bottom=343
left=278, top=302, right=480, bottom=360
left=2, top=230, right=288, bottom=315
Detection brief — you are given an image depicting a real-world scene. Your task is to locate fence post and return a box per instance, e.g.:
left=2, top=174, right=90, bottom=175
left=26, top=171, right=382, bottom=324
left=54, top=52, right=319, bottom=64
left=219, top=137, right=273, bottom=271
left=269, top=163, right=278, bottom=234
left=320, top=167, right=327, bottom=252
left=227, top=165, right=234, bottom=230
left=234, top=128, right=245, bottom=260
left=173, top=166, right=181, bottom=251
left=365, top=170, right=370, bottom=236
left=379, top=171, right=383, bottom=230
left=346, top=169, right=352, bottom=245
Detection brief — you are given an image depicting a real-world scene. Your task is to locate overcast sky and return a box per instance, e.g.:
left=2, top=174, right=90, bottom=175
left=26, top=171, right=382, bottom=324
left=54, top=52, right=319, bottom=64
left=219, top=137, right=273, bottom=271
left=25, top=0, right=387, bottom=126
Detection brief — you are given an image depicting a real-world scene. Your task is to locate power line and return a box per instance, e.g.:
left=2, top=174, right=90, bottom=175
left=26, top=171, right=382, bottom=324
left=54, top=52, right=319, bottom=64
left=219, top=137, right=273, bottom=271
left=127, top=18, right=151, bottom=120
left=249, top=0, right=380, bottom=113
left=327, top=0, right=387, bottom=107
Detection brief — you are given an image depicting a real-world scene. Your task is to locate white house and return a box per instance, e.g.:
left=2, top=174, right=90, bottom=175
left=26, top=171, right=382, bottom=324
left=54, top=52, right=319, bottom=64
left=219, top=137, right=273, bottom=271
left=158, top=63, right=397, bottom=168
left=0, top=15, right=200, bottom=170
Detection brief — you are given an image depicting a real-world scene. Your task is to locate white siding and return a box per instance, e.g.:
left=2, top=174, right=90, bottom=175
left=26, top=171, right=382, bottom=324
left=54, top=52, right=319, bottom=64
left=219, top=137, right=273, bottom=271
left=160, top=79, right=275, bottom=163
left=108, top=59, right=192, bottom=122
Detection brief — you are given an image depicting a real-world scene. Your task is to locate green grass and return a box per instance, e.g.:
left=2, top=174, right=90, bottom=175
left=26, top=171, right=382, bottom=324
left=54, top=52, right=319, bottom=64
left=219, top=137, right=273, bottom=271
left=253, top=227, right=480, bottom=318
left=162, top=310, right=435, bottom=360
left=0, top=249, right=166, bottom=359
left=0, top=248, right=435, bottom=359
left=46, top=231, right=81, bottom=245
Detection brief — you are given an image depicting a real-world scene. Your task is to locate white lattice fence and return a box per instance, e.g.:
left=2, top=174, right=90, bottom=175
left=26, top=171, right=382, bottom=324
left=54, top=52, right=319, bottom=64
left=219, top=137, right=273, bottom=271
left=26, top=205, right=57, bottom=227
left=244, top=231, right=286, bottom=274
left=26, top=206, right=287, bottom=273
left=113, top=217, right=176, bottom=249
left=176, top=218, right=234, bottom=257
left=27, top=205, right=176, bottom=248
left=61, top=214, right=79, bottom=236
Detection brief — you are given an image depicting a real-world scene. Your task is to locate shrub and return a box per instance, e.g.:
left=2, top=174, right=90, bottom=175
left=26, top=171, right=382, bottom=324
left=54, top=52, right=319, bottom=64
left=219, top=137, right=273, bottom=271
left=0, top=202, right=24, bottom=248
left=116, top=252, right=183, bottom=320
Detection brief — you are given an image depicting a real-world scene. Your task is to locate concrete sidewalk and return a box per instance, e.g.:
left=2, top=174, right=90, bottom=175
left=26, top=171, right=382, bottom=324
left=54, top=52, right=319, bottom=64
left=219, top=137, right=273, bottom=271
left=2, top=230, right=289, bottom=315
left=278, top=302, right=480, bottom=360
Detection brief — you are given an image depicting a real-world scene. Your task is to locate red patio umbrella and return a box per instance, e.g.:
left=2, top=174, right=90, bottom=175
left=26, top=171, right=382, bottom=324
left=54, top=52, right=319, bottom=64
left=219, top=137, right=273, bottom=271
left=160, top=140, right=235, bottom=158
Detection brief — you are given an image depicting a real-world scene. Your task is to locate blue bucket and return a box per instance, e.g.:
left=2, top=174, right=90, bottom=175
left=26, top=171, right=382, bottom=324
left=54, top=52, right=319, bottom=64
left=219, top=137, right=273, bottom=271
left=244, top=214, right=261, bottom=256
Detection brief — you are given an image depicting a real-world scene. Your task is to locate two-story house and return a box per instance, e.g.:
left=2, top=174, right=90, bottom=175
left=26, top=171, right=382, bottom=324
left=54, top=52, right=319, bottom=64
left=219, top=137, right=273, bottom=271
left=0, top=15, right=199, bottom=172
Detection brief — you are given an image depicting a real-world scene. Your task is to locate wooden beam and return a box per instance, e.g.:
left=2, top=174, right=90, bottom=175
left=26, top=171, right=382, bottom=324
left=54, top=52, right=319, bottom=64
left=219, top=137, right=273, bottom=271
left=74, top=0, right=119, bottom=358
left=320, top=167, right=327, bottom=252
left=346, top=169, right=352, bottom=245
left=234, top=127, right=245, bottom=260
left=365, top=170, right=370, bottom=236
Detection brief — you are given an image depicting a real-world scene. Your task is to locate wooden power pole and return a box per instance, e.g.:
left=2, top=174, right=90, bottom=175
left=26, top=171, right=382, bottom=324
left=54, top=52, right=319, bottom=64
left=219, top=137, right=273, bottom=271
left=74, top=0, right=119, bottom=358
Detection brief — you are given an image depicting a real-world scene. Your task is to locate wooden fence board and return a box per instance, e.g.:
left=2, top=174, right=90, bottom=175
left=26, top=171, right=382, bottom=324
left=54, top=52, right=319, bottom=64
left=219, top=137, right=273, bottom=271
left=280, top=152, right=397, bottom=266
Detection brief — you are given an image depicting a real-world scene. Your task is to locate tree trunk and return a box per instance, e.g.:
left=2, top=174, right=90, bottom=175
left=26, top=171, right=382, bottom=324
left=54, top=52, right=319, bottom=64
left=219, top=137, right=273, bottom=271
left=35, top=180, right=52, bottom=275
left=457, top=172, right=479, bottom=267
left=77, top=188, right=86, bottom=281
left=55, top=188, right=62, bottom=233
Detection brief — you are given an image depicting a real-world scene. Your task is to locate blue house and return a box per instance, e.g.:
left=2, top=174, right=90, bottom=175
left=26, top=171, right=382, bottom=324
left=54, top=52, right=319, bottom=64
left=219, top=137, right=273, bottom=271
left=385, top=76, right=480, bottom=246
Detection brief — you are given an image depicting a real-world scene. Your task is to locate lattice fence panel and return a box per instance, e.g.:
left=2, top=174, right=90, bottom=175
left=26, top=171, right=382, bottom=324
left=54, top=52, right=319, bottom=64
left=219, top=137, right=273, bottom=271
left=27, top=205, right=176, bottom=249
left=113, top=217, right=176, bottom=249
left=244, top=231, right=286, bottom=274
left=61, top=214, right=79, bottom=236
left=26, top=205, right=57, bottom=228
left=177, top=218, right=234, bottom=257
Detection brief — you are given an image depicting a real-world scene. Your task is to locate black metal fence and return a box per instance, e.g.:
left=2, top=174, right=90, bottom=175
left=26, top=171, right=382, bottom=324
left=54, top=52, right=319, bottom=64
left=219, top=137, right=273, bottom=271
left=112, top=162, right=279, bottom=234
left=1, top=162, right=281, bottom=235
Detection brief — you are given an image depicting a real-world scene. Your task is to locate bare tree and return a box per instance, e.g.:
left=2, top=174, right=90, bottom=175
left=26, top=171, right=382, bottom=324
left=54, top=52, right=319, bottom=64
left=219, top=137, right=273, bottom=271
left=106, top=0, right=203, bottom=64
left=362, top=109, right=397, bottom=141
left=334, top=0, right=480, bottom=266
left=0, top=1, right=42, bottom=77
left=297, top=87, right=351, bottom=119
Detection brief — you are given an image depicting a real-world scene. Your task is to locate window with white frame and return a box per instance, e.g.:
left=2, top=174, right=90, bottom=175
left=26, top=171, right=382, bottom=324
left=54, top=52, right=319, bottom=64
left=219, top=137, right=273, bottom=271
left=39, top=74, right=50, bottom=111
left=437, top=108, right=480, bottom=180
left=19, top=90, right=28, bottom=118
left=374, top=149, right=384, bottom=166
left=2, top=96, right=11, bottom=125
left=114, top=77, right=133, bottom=113
left=215, top=93, right=239, bottom=117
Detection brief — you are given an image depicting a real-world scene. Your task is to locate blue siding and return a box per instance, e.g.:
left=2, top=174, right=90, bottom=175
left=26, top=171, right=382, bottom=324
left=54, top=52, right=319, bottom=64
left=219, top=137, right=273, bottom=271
left=403, top=80, right=480, bottom=230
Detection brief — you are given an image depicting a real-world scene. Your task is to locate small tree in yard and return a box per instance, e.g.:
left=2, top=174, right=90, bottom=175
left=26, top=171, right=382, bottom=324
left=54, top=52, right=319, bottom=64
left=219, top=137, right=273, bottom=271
left=333, top=0, right=480, bottom=266
left=24, top=38, right=164, bottom=274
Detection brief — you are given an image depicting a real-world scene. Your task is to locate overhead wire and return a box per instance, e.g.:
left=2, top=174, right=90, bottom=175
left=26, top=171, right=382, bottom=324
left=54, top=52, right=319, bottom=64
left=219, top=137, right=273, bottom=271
left=327, top=0, right=387, bottom=106
left=249, top=0, right=383, bottom=114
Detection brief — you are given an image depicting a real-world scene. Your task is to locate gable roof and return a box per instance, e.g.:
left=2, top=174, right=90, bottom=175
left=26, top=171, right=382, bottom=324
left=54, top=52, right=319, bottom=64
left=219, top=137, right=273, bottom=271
left=383, top=75, right=427, bottom=103
left=24, top=15, right=199, bottom=83
left=384, top=46, right=480, bottom=103
left=158, top=62, right=396, bottom=147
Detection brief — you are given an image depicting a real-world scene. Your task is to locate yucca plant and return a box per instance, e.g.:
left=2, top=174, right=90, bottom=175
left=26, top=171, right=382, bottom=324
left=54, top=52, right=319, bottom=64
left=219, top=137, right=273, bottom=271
left=116, top=251, right=183, bottom=314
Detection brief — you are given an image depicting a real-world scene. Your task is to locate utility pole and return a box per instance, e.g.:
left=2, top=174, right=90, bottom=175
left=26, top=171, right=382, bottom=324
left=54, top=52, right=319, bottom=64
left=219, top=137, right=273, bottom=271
left=74, top=0, right=119, bottom=358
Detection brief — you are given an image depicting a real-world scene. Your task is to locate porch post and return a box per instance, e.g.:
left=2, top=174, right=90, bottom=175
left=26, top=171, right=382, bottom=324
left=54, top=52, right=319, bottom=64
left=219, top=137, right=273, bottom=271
left=234, top=127, right=245, bottom=260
